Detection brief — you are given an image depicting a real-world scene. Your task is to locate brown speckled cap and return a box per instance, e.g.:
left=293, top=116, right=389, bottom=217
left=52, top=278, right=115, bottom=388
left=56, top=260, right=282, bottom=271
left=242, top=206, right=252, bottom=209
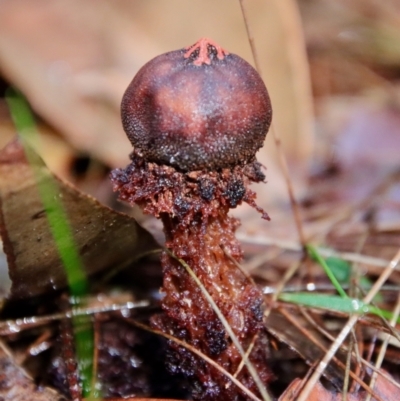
left=121, top=38, right=272, bottom=171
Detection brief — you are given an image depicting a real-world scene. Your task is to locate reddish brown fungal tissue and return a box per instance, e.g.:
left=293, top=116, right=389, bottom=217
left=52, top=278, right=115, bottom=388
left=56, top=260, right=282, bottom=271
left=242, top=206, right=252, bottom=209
left=112, top=39, right=273, bottom=400
left=184, top=37, right=229, bottom=65
left=121, top=37, right=272, bottom=172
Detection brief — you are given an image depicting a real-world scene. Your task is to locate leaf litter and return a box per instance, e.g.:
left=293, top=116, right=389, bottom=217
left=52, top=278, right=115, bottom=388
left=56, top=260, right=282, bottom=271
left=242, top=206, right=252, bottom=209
left=0, top=0, right=400, bottom=400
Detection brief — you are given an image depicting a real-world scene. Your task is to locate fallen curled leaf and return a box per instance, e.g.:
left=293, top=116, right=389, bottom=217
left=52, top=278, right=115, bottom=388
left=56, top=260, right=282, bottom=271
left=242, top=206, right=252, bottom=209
left=0, top=340, right=64, bottom=401
left=0, top=139, right=159, bottom=299
left=0, top=0, right=315, bottom=214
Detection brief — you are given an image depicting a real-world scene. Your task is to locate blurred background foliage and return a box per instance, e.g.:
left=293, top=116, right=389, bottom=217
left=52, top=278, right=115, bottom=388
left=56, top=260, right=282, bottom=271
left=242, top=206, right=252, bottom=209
left=1, top=2, right=400, bottom=398
left=0, top=0, right=399, bottom=241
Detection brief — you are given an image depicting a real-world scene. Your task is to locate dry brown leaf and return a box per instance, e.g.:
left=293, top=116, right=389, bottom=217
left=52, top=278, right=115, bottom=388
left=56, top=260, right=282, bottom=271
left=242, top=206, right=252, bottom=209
left=0, top=139, right=159, bottom=299
left=0, top=0, right=315, bottom=212
left=266, top=307, right=353, bottom=386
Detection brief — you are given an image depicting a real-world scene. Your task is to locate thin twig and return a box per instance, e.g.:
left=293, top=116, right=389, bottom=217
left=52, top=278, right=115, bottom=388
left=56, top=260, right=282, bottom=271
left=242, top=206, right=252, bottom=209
left=236, top=232, right=392, bottom=268
left=226, top=334, right=258, bottom=390
left=222, top=244, right=256, bottom=284
left=365, top=291, right=400, bottom=401
left=239, top=0, right=307, bottom=247
left=263, top=283, right=400, bottom=295
left=342, top=333, right=354, bottom=400
left=90, top=315, right=100, bottom=399
left=356, top=285, right=400, bottom=343
left=238, top=0, right=262, bottom=73
left=0, top=300, right=150, bottom=336
left=126, top=319, right=262, bottom=401
left=279, top=308, right=386, bottom=401
left=263, top=260, right=302, bottom=319
left=270, top=126, right=307, bottom=246
left=21, top=330, right=52, bottom=363
left=297, top=248, right=400, bottom=401
left=299, top=307, right=400, bottom=393
left=167, top=249, right=271, bottom=401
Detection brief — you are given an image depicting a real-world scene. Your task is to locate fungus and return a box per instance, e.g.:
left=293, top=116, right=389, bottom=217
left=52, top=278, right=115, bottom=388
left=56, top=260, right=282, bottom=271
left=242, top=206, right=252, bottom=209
left=111, top=38, right=273, bottom=400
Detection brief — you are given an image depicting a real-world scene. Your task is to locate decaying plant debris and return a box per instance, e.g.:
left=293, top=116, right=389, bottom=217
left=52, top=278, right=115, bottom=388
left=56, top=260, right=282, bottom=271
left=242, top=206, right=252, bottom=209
left=1, top=1, right=400, bottom=401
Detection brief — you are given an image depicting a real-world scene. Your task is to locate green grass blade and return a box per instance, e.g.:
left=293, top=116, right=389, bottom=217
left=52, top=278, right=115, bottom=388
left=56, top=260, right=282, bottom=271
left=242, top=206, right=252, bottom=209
left=324, top=256, right=383, bottom=303
left=279, top=292, right=399, bottom=323
left=6, top=89, right=87, bottom=295
left=307, top=244, right=348, bottom=298
left=6, top=88, right=98, bottom=398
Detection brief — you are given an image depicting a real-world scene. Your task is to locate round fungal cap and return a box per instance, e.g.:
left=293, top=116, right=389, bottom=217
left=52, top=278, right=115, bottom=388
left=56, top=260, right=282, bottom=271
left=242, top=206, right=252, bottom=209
left=121, top=38, right=272, bottom=171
